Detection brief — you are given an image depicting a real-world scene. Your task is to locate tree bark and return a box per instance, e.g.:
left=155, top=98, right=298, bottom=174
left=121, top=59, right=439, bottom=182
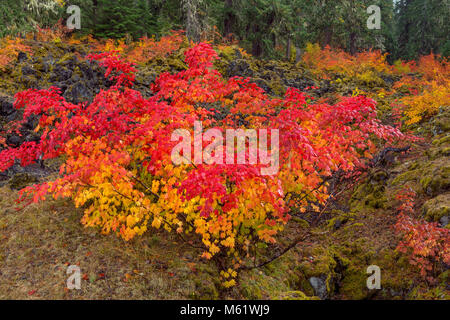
left=224, top=0, right=234, bottom=36
left=286, top=36, right=291, bottom=61
left=349, top=31, right=357, bottom=55
left=93, top=0, right=98, bottom=29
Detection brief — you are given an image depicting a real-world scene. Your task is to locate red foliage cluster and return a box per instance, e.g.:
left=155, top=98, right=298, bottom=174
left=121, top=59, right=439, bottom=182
left=394, top=188, right=450, bottom=281
left=87, top=52, right=137, bottom=87
left=126, top=31, right=185, bottom=64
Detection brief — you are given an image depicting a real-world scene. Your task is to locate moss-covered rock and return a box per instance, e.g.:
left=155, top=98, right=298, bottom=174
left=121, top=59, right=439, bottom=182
left=392, top=169, right=420, bottom=186
left=431, top=107, right=450, bottom=134
left=9, top=172, right=38, bottom=190
left=422, top=193, right=450, bottom=222
left=432, top=135, right=450, bottom=146
left=350, top=180, right=388, bottom=210
left=295, top=246, right=339, bottom=299
left=419, top=158, right=450, bottom=196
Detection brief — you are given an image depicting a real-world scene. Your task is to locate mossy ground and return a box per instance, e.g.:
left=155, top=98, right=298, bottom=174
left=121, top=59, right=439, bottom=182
left=0, top=186, right=224, bottom=299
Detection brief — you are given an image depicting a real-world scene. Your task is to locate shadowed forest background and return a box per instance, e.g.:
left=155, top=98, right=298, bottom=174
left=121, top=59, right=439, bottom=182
left=1, top=0, right=448, bottom=60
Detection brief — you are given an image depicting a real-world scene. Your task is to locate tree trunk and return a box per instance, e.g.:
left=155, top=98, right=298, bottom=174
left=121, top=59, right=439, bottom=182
left=93, top=0, right=98, bottom=29
left=251, top=23, right=262, bottom=57
left=295, top=46, right=302, bottom=63
left=349, top=32, right=357, bottom=55
left=321, top=26, right=332, bottom=47
left=185, top=0, right=201, bottom=43
left=224, top=0, right=234, bottom=36
left=252, top=39, right=262, bottom=57
left=286, top=36, right=291, bottom=61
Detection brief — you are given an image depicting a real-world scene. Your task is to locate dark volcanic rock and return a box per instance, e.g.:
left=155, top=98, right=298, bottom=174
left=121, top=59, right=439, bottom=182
left=9, top=172, right=38, bottom=190
left=6, top=135, right=21, bottom=147
left=21, top=65, right=36, bottom=76
left=227, top=59, right=254, bottom=78
left=64, top=82, right=91, bottom=104
left=17, top=51, right=28, bottom=63
left=0, top=97, right=14, bottom=116
left=50, top=64, right=73, bottom=82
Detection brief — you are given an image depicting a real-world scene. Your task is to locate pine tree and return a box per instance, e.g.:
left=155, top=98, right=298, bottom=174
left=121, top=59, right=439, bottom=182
left=395, top=0, right=449, bottom=59
left=95, top=0, right=146, bottom=39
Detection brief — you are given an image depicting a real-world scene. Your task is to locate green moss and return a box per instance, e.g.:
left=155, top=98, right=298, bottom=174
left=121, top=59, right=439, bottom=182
left=297, top=277, right=314, bottom=296
left=58, top=52, right=75, bottom=64
left=166, top=56, right=187, bottom=71
left=326, top=211, right=356, bottom=229
left=278, top=290, right=319, bottom=300
left=239, top=278, right=264, bottom=299
left=268, top=77, right=286, bottom=96
left=392, top=169, right=420, bottom=185
left=295, top=246, right=340, bottom=297
left=192, top=278, right=219, bottom=300
left=422, top=193, right=450, bottom=222
left=291, top=216, right=310, bottom=229
left=372, top=170, right=389, bottom=182
left=432, top=135, right=450, bottom=146
left=440, top=147, right=450, bottom=156
left=297, top=247, right=337, bottom=278
left=433, top=113, right=450, bottom=133
left=217, top=45, right=239, bottom=62
left=9, top=173, right=38, bottom=190
left=420, top=171, right=450, bottom=196
left=339, top=270, right=369, bottom=300
left=350, top=179, right=389, bottom=210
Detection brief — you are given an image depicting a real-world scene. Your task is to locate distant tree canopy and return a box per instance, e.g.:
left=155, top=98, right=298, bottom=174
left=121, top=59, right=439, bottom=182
left=0, top=0, right=447, bottom=60
left=395, top=0, right=449, bottom=60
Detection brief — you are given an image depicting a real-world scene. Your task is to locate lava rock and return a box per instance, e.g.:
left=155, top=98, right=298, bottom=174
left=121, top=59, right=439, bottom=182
left=50, top=65, right=72, bottom=82
left=0, top=98, right=14, bottom=116
left=309, top=276, right=328, bottom=300
left=17, top=51, right=28, bottom=63
left=6, top=110, right=20, bottom=122
left=6, top=135, right=21, bottom=147
left=440, top=216, right=449, bottom=227
left=9, top=172, right=38, bottom=190
left=64, top=82, right=90, bottom=104
left=21, top=65, right=36, bottom=76
left=227, top=59, right=254, bottom=78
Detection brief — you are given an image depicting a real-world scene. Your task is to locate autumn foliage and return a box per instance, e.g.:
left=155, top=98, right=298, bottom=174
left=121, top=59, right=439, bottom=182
left=394, top=53, right=450, bottom=125
left=394, top=188, right=450, bottom=281
left=88, top=31, right=185, bottom=65
left=302, top=43, right=391, bottom=80
left=126, top=31, right=185, bottom=64
left=0, top=41, right=408, bottom=285
left=302, top=44, right=450, bottom=127
left=0, top=37, right=32, bottom=71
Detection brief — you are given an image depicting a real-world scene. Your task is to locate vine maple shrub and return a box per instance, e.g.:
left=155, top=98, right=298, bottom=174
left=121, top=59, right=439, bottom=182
left=394, top=188, right=450, bottom=281
left=0, top=36, right=32, bottom=71
left=394, top=54, right=450, bottom=125
left=0, top=43, right=406, bottom=285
